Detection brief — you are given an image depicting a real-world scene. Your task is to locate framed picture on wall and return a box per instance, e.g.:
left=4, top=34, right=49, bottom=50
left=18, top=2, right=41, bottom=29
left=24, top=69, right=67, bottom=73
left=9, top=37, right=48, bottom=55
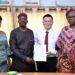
left=25, top=0, right=40, bottom=6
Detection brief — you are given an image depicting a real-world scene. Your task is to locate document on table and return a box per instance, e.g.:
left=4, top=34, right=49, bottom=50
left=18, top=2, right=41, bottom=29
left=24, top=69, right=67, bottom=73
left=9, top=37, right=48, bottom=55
left=33, top=45, right=47, bottom=61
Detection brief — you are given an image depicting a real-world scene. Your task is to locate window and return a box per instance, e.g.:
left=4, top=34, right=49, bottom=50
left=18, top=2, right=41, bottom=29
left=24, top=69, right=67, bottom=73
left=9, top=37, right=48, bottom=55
left=0, top=0, right=9, bottom=4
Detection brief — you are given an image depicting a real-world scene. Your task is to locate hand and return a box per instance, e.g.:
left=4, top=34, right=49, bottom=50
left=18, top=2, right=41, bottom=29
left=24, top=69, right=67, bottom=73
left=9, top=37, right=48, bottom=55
left=25, top=57, right=34, bottom=64
left=46, top=52, right=50, bottom=57
left=7, top=57, right=12, bottom=68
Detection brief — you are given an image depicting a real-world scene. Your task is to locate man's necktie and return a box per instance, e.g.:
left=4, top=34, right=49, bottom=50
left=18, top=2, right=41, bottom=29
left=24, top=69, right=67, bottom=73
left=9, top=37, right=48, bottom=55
left=45, top=31, right=49, bottom=52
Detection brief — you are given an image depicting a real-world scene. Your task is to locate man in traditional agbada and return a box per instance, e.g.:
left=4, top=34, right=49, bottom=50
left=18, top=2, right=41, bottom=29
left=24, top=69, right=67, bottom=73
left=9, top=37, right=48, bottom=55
left=9, top=13, right=35, bottom=72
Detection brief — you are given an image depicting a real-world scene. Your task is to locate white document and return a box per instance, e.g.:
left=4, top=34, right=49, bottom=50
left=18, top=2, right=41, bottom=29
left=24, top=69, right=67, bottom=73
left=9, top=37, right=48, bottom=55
left=34, top=45, right=47, bottom=61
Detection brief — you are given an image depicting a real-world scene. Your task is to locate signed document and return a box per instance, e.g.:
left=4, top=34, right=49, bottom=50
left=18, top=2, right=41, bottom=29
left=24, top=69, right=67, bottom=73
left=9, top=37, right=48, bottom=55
left=33, top=45, right=47, bottom=61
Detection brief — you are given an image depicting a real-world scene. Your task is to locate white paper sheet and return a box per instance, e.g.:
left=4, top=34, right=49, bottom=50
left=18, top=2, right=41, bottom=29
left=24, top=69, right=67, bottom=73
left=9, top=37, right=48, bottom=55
left=33, top=45, right=47, bottom=61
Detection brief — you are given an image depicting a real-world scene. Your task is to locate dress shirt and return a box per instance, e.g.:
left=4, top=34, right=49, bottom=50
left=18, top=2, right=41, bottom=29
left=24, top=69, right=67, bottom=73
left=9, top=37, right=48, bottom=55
left=34, top=28, right=59, bottom=57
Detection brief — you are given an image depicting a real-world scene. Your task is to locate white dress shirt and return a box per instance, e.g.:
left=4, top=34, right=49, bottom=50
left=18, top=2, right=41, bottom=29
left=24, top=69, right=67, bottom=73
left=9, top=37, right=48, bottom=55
left=34, top=28, right=59, bottom=57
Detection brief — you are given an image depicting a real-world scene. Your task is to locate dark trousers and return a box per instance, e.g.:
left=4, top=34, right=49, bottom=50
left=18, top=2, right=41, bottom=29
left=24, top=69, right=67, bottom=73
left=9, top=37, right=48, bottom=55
left=37, top=57, right=57, bottom=72
left=9, top=58, right=36, bottom=72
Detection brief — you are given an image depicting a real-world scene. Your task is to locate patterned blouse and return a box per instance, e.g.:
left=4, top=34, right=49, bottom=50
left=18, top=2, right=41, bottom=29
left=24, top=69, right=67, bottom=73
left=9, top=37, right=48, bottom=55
left=56, top=26, right=75, bottom=73
left=0, top=31, right=10, bottom=64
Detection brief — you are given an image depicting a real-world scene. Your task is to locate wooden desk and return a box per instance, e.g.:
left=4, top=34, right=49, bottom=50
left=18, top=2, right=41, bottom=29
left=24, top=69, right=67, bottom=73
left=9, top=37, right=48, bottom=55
left=0, top=72, right=75, bottom=75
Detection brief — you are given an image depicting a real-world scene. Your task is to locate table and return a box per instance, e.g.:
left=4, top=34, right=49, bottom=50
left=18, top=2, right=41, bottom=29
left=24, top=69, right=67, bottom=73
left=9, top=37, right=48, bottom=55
left=0, top=72, right=75, bottom=75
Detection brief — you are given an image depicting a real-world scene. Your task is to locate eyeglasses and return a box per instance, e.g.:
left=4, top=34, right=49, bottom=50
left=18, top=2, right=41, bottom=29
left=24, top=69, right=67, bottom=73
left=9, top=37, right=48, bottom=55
left=67, top=16, right=75, bottom=18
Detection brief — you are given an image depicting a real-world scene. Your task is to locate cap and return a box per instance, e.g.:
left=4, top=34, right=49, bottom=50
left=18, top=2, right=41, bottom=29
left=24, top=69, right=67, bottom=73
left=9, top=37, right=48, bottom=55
left=18, top=13, right=27, bottom=18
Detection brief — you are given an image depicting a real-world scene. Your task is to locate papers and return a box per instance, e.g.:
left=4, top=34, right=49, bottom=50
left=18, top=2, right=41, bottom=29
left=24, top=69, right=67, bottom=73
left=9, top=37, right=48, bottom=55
left=34, top=45, right=47, bottom=61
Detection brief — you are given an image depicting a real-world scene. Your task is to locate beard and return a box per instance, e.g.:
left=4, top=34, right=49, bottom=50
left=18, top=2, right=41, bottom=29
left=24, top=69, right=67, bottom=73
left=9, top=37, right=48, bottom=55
left=20, top=24, right=26, bottom=28
left=20, top=22, right=27, bottom=28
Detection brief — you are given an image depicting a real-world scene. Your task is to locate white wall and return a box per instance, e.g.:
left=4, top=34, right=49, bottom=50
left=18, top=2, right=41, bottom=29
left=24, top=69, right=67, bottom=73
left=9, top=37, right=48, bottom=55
left=1, top=0, right=75, bottom=6
left=12, top=0, right=25, bottom=6
left=11, top=0, right=75, bottom=6
left=56, top=0, right=75, bottom=6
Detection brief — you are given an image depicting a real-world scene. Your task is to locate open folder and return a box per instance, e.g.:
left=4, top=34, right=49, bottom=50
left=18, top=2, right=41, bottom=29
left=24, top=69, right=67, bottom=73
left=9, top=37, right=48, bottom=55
left=33, top=45, right=47, bottom=61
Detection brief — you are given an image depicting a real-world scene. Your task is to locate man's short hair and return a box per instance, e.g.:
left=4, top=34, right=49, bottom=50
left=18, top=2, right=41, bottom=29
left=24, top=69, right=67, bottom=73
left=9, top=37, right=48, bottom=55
left=43, top=14, right=53, bottom=20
